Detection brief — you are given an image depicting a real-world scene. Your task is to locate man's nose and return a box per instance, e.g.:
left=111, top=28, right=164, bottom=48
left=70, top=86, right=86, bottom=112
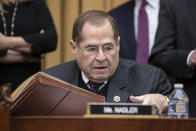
left=95, top=48, right=106, bottom=61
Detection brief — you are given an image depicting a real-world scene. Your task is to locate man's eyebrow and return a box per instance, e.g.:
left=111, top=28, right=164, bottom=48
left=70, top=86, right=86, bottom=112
left=88, top=43, right=97, bottom=46
left=103, top=42, right=114, bottom=46
left=84, top=44, right=97, bottom=48
left=84, top=42, right=114, bottom=47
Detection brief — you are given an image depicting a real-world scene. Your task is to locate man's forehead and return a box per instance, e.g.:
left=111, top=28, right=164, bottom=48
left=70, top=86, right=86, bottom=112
left=84, top=18, right=107, bottom=26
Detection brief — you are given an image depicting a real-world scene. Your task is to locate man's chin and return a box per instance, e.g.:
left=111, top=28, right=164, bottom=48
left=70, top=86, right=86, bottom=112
left=92, top=74, right=110, bottom=82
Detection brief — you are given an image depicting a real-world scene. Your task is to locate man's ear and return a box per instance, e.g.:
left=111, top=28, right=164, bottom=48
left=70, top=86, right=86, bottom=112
left=117, top=36, right=120, bottom=51
left=70, top=40, right=77, bottom=55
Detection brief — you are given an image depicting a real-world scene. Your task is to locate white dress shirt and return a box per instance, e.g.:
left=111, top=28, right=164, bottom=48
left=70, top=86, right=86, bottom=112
left=81, top=72, right=107, bottom=91
left=134, top=0, right=160, bottom=54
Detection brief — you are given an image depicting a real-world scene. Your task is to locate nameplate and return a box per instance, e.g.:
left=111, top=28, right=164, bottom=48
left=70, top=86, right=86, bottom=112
left=86, top=103, right=158, bottom=115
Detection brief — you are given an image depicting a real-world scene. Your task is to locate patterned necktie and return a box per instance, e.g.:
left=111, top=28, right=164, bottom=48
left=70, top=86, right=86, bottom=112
left=136, top=0, right=149, bottom=64
left=88, top=81, right=103, bottom=93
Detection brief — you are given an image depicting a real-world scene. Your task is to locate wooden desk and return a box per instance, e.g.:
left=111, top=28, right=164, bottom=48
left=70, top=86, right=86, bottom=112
left=11, top=116, right=196, bottom=131
left=0, top=109, right=10, bottom=131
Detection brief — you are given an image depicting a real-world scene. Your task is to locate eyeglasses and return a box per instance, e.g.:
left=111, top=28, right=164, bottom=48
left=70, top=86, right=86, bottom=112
left=78, top=43, right=117, bottom=56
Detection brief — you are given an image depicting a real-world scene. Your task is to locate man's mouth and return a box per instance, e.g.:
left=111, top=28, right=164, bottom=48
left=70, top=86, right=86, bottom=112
left=93, top=66, right=108, bottom=71
left=95, top=66, right=106, bottom=69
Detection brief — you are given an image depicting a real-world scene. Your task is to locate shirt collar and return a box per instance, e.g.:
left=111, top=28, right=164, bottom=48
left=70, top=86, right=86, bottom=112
left=135, top=0, right=159, bottom=9
left=147, top=0, right=159, bottom=9
left=81, top=71, right=108, bottom=85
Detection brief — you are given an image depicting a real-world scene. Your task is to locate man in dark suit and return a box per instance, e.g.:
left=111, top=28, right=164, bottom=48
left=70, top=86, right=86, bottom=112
left=109, top=0, right=160, bottom=62
left=149, top=0, right=196, bottom=117
left=45, top=10, right=171, bottom=113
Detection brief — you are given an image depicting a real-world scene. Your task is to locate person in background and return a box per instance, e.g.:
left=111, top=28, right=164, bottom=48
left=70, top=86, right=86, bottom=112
left=109, top=0, right=159, bottom=64
left=0, top=0, right=57, bottom=91
left=149, top=0, right=196, bottom=117
left=44, top=10, right=171, bottom=114
left=109, top=0, right=175, bottom=86
left=0, top=0, right=4, bottom=10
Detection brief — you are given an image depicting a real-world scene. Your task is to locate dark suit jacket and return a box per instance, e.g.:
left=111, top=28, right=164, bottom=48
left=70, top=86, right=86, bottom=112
left=44, top=59, right=171, bottom=103
left=149, top=0, right=196, bottom=117
left=109, top=1, right=136, bottom=60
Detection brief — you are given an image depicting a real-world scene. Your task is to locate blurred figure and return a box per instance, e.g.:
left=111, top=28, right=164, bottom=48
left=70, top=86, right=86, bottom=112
left=150, top=0, right=196, bottom=117
left=0, top=0, right=4, bottom=11
left=0, top=0, right=57, bottom=91
left=109, top=0, right=159, bottom=63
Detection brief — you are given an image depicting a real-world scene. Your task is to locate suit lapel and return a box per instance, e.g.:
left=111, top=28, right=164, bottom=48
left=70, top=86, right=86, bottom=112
left=71, top=71, right=80, bottom=87
left=106, top=62, right=130, bottom=103
left=187, top=0, right=196, bottom=28
left=126, top=1, right=136, bottom=59
left=67, top=63, right=80, bottom=87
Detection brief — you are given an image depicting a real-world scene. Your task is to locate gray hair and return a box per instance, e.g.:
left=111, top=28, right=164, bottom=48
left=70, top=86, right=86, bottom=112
left=72, top=10, right=119, bottom=45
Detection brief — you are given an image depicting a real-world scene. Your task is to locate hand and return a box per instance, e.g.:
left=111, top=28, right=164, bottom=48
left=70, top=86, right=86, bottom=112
left=0, top=33, right=31, bottom=52
left=0, top=50, right=26, bottom=63
left=130, top=94, right=168, bottom=114
left=0, top=33, right=10, bottom=49
left=40, top=29, right=45, bottom=34
left=189, top=50, right=196, bottom=67
left=0, top=50, right=40, bottom=63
